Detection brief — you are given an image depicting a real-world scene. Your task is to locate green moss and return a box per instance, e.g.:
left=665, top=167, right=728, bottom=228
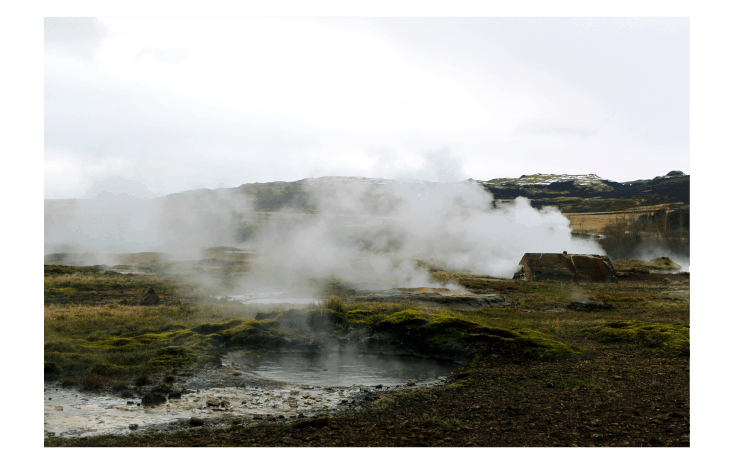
left=581, top=321, right=689, bottom=351
left=58, top=287, right=79, bottom=296
left=346, top=309, right=372, bottom=318
left=382, top=309, right=428, bottom=326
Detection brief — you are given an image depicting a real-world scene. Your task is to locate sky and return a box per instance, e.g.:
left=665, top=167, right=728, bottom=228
left=44, top=16, right=690, bottom=199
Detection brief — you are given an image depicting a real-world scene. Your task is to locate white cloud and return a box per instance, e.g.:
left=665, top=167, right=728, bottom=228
left=44, top=17, right=689, bottom=197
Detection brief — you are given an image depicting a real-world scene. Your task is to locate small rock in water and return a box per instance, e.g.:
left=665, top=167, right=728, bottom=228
left=190, top=417, right=205, bottom=427
left=129, top=424, right=139, bottom=430
left=407, top=380, right=416, bottom=386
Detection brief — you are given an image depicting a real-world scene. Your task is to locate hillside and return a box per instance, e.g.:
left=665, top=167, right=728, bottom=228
left=477, top=170, right=689, bottom=213
left=204, top=170, right=689, bottom=214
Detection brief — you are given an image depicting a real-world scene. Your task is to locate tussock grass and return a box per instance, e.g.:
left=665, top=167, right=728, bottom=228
left=44, top=271, right=173, bottom=292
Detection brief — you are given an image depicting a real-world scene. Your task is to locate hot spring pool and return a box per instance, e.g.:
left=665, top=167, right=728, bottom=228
left=228, top=351, right=458, bottom=387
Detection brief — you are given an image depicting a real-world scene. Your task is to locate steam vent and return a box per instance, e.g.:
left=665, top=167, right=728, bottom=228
left=513, top=253, right=618, bottom=283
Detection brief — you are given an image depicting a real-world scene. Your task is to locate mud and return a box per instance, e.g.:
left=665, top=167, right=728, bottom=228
left=45, top=352, right=456, bottom=439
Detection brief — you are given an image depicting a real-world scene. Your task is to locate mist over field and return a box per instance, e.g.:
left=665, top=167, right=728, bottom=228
left=45, top=179, right=606, bottom=290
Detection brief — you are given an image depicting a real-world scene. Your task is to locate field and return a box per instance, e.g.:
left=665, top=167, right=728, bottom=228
left=44, top=259, right=689, bottom=447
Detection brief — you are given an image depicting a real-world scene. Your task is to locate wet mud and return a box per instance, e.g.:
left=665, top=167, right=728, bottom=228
left=45, top=351, right=456, bottom=439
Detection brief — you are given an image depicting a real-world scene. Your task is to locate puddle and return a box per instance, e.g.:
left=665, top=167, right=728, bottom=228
left=45, top=352, right=456, bottom=439
left=228, top=351, right=457, bottom=387
left=45, top=382, right=368, bottom=439
left=215, top=293, right=319, bottom=305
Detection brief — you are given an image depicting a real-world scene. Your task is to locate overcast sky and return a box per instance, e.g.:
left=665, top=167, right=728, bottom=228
left=44, top=16, right=689, bottom=199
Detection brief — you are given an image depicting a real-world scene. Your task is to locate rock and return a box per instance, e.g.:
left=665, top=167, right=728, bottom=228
left=168, top=390, right=183, bottom=399
left=141, top=391, right=167, bottom=406
left=406, top=380, right=416, bottom=386
left=190, top=417, right=205, bottom=427
left=567, top=301, right=614, bottom=312
left=129, top=424, right=139, bottom=430
left=205, top=398, right=229, bottom=407
left=293, top=416, right=329, bottom=429
left=139, top=287, right=160, bottom=306
left=44, top=362, right=60, bottom=376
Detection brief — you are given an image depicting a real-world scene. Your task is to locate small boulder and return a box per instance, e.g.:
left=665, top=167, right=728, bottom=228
left=139, top=287, right=160, bottom=306
left=567, top=301, right=614, bottom=312
left=406, top=380, right=416, bottom=386
left=44, top=362, right=60, bottom=376
left=141, top=391, right=167, bottom=406
left=190, top=417, right=205, bottom=427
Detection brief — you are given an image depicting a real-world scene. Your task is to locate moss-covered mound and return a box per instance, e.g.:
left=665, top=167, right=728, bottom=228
left=44, top=297, right=579, bottom=389
left=220, top=298, right=578, bottom=362
left=581, top=320, right=689, bottom=353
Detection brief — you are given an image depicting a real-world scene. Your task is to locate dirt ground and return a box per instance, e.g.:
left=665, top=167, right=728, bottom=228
left=44, top=269, right=690, bottom=447
left=47, top=345, right=688, bottom=447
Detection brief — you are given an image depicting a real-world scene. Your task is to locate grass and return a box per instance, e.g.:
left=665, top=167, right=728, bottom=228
left=44, top=262, right=689, bottom=394
left=580, top=320, right=689, bottom=352
left=612, top=257, right=682, bottom=272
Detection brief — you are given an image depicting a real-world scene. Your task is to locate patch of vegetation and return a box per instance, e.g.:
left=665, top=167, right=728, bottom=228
left=581, top=320, right=689, bottom=352
left=44, top=264, right=104, bottom=275
left=613, top=257, right=682, bottom=273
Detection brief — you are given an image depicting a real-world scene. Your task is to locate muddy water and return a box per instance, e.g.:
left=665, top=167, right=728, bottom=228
left=45, top=353, right=456, bottom=439
left=229, top=351, right=457, bottom=387
left=44, top=382, right=368, bottom=439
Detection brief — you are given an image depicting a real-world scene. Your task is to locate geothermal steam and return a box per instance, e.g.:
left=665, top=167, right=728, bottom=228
left=245, top=179, right=604, bottom=290
left=44, top=178, right=605, bottom=287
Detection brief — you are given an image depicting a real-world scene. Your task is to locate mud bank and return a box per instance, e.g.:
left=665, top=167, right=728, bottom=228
left=45, top=352, right=457, bottom=439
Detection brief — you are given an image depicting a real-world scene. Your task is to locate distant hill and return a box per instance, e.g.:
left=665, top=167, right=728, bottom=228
left=45, top=171, right=689, bottom=257
left=476, top=170, right=689, bottom=213
left=169, top=171, right=688, bottom=214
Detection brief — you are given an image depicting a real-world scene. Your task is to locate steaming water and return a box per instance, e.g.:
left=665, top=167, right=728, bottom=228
left=45, top=353, right=456, bottom=439
left=44, top=383, right=364, bottom=439
left=215, top=293, right=319, bottom=305
left=230, top=351, right=457, bottom=387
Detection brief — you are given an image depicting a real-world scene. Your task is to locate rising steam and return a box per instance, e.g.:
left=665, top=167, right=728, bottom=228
left=243, top=178, right=604, bottom=292
left=44, top=178, right=604, bottom=290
